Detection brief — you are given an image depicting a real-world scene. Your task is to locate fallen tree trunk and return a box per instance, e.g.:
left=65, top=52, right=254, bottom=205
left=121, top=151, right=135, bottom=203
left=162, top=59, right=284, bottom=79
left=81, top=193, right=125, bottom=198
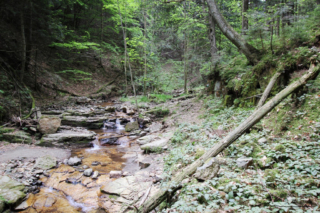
left=39, top=83, right=80, bottom=97
left=256, top=72, right=282, bottom=108
left=137, top=63, right=320, bottom=213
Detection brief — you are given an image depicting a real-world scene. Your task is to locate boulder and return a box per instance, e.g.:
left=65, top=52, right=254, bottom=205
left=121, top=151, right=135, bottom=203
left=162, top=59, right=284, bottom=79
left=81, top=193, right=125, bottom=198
left=149, top=122, right=163, bottom=133
left=105, top=106, right=116, bottom=112
left=92, top=171, right=99, bottom=179
left=141, top=138, right=168, bottom=152
left=194, top=158, right=220, bottom=181
left=125, top=121, right=139, bottom=132
left=258, top=137, right=268, bottom=144
left=67, top=157, right=82, bottom=166
left=83, top=168, right=93, bottom=177
left=109, top=171, right=122, bottom=178
left=38, top=116, right=61, bottom=134
left=2, top=131, right=32, bottom=144
left=76, top=96, right=91, bottom=104
left=236, top=157, right=253, bottom=169
left=61, top=116, right=108, bottom=129
left=0, top=175, right=26, bottom=206
left=40, top=130, right=96, bottom=147
left=100, top=137, right=120, bottom=145
left=101, top=176, right=151, bottom=201
left=137, top=135, right=160, bottom=145
left=34, top=155, right=57, bottom=169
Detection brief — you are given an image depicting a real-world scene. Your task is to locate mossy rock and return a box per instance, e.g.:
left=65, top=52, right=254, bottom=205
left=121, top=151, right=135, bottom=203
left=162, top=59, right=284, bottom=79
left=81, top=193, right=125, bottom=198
left=274, top=144, right=286, bottom=153
left=257, top=156, right=273, bottom=169
left=2, top=131, right=32, bottom=144
left=146, top=107, right=170, bottom=117
left=239, top=141, right=263, bottom=158
left=267, top=189, right=288, bottom=201
left=264, top=169, right=279, bottom=182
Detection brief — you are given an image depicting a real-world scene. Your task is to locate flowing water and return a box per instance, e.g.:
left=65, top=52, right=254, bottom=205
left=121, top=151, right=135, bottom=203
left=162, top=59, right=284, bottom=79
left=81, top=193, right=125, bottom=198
left=22, top=104, right=142, bottom=212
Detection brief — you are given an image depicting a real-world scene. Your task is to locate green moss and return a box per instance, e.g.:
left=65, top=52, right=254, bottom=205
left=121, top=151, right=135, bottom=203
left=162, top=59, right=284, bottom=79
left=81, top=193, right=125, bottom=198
left=257, top=157, right=273, bottom=168
left=0, top=128, right=15, bottom=134
left=223, top=95, right=232, bottom=107
left=274, top=144, right=286, bottom=153
left=268, top=189, right=288, bottom=200
left=264, top=169, right=279, bottom=182
left=195, top=148, right=205, bottom=159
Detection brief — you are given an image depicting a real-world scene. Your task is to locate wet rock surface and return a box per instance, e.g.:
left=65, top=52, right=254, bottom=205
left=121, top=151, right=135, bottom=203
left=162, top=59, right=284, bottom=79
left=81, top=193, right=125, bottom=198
left=0, top=100, right=170, bottom=213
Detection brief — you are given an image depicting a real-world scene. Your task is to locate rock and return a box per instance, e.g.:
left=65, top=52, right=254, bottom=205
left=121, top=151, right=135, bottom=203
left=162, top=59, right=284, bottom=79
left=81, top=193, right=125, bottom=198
left=149, top=122, right=163, bottom=133
left=109, top=171, right=122, bottom=178
left=125, top=121, right=139, bottom=132
left=194, top=158, right=220, bottom=181
left=33, top=170, right=44, bottom=174
left=40, top=130, right=96, bottom=147
left=137, top=135, right=159, bottom=145
left=0, top=175, right=25, bottom=207
left=138, top=156, right=152, bottom=169
left=105, top=106, right=116, bottom=112
left=236, top=157, right=253, bottom=169
left=83, top=165, right=89, bottom=169
left=67, top=157, right=82, bottom=166
left=92, top=171, right=99, bottom=179
left=30, top=127, right=37, bottom=132
left=100, top=137, right=120, bottom=145
left=61, top=116, right=108, bottom=129
left=91, top=161, right=100, bottom=166
left=76, top=96, right=91, bottom=104
left=258, top=137, right=268, bottom=144
left=84, top=168, right=93, bottom=177
left=38, top=116, right=61, bottom=134
left=141, top=138, right=168, bottom=152
left=2, top=131, right=32, bottom=144
left=101, top=176, right=151, bottom=200
left=34, top=155, right=57, bottom=170
left=139, top=131, right=147, bottom=137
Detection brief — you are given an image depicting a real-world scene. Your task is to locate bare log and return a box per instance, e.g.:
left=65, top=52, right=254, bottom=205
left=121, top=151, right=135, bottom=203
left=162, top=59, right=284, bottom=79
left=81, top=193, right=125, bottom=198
left=256, top=72, right=282, bottom=108
left=137, top=63, right=320, bottom=213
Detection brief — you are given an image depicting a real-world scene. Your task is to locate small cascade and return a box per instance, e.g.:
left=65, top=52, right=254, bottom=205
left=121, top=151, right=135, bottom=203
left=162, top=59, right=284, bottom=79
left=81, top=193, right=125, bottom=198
left=116, top=118, right=125, bottom=130
left=102, top=121, right=107, bottom=130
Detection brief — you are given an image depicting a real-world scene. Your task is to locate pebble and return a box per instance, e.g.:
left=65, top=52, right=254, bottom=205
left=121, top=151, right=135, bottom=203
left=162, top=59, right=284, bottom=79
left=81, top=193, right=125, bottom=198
left=91, top=161, right=100, bottom=166
left=92, top=171, right=99, bottom=179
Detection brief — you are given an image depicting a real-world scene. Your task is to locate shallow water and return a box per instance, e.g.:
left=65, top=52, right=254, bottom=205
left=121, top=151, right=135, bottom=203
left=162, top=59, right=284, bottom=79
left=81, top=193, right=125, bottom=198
left=22, top=104, right=142, bottom=212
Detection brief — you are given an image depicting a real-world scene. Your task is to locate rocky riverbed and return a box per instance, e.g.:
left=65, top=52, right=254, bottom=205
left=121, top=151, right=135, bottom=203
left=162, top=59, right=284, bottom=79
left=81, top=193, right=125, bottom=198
left=0, top=98, right=173, bottom=213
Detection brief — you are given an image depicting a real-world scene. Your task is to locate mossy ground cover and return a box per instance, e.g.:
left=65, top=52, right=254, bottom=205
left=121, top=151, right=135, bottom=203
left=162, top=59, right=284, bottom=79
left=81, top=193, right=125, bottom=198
left=160, top=91, right=320, bottom=212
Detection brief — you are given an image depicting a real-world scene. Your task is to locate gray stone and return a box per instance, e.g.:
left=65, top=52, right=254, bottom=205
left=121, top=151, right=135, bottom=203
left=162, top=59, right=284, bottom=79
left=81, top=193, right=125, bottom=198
left=0, top=175, right=25, bottom=206
left=2, top=131, right=32, bottom=144
left=149, top=122, right=163, bottom=133
left=105, top=106, right=116, bottom=112
left=125, top=121, right=139, bottom=132
left=34, top=155, right=57, bottom=170
left=258, top=137, right=268, bottom=144
left=38, top=116, right=61, bottom=134
left=76, top=96, right=91, bottom=104
left=236, top=157, right=253, bottom=169
left=141, top=138, right=168, bottom=152
left=83, top=168, right=93, bottom=177
left=40, top=130, right=96, bottom=147
left=101, top=176, right=151, bottom=200
left=138, top=156, right=152, bottom=169
left=137, top=135, right=160, bottom=145
left=91, top=161, right=100, bottom=166
left=67, top=157, right=82, bottom=166
left=83, top=165, right=89, bottom=169
left=61, top=116, right=108, bottom=129
left=109, top=171, right=122, bottom=178
left=92, top=171, right=99, bottom=179
left=194, top=158, right=220, bottom=181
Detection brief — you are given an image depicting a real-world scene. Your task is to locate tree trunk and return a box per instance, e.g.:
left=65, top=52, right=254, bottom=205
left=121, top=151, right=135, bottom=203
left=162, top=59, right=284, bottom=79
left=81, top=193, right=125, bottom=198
left=143, top=0, right=147, bottom=96
left=100, top=0, right=103, bottom=65
left=208, top=12, right=217, bottom=57
left=20, top=11, right=26, bottom=82
left=137, top=63, right=320, bottom=213
left=256, top=72, right=281, bottom=108
left=205, top=0, right=260, bottom=64
left=242, top=0, right=249, bottom=35
left=317, top=0, right=320, bottom=5
left=117, top=0, right=139, bottom=111
left=124, top=2, right=128, bottom=97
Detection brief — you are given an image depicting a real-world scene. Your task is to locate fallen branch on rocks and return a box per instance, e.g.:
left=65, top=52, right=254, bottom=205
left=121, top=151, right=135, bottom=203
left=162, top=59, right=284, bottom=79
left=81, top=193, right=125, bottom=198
left=39, top=82, right=80, bottom=97
left=136, top=62, right=320, bottom=213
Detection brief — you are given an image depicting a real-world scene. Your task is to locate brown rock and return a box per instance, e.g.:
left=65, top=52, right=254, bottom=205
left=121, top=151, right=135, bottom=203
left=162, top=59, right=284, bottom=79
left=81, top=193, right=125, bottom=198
left=38, top=116, right=61, bottom=134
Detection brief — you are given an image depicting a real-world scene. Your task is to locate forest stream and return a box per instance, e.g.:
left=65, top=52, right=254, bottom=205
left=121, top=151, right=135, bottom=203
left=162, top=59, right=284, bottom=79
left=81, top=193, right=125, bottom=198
left=3, top=101, right=165, bottom=213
